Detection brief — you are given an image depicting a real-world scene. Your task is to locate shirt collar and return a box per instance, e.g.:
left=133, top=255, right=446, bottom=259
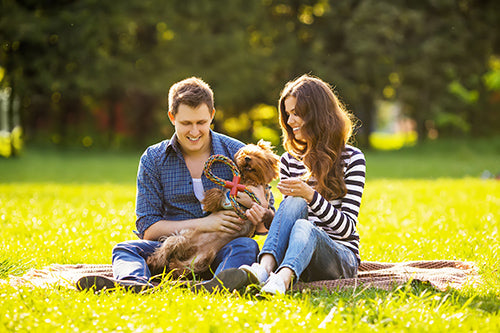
left=165, top=129, right=223, bottom=156
left=210, top=130, right=228, bottom=155
left=165, top=132, right=180, bottom=156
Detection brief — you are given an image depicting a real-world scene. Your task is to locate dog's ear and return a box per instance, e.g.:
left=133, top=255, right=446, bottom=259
left=168, top=231, right=198, bottom=261
left=147, top=236, right=178, bottom=268
left=257, top=139, right=273, bottom=151
left=146, top=231, right=193, bottom=272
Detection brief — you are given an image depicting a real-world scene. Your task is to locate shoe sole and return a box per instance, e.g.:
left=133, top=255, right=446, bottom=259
left=191, top=268, right=250, bottom=293
left=76, top=275, right=150, bottom=293
left=76, top=275, right=116, bottom=291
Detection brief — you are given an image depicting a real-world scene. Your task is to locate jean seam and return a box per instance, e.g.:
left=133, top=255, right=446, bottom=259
left=216, top=245, right=233, bottom=274
left=279, top=226, right=318, bottom=280
left=261, top=209, right=285, bottom=263
left=260, top=197, right=308, bottom=272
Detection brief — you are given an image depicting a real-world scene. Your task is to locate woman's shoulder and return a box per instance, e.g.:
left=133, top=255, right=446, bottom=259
left=280, top=152, right=305, bottom=171
left=343, top=144, right=365, bottom=164
left=280, top=151, right=302, bottom=164
left=344, top=144, right=364, bottom=156
left=281, top=151, right=294, bottom=160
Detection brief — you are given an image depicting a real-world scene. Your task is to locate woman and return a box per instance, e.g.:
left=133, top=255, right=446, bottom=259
left=241, top=74, right=366, bottom=294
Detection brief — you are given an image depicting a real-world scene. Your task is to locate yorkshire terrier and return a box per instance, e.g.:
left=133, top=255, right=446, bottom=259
left=147, top=140, right=279, bottom=278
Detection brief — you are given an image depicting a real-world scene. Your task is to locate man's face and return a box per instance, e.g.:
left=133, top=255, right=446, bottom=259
left=168, top=103, right=214, bottom=156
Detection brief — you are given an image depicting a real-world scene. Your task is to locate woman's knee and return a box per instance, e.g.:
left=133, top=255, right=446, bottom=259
left=290, top=219, right=316, bottom=242
left=293, top=218, right=315, bottom=232
left=283, top=196, right=307, bottom=209
left=278, top=196, right=308, bottom=218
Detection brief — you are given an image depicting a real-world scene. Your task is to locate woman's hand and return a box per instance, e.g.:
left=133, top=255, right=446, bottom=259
left=277, top=177, right=315, bottom=203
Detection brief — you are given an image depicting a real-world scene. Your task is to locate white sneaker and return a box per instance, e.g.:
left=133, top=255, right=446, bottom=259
left=261, top=273, right=286, bottom=295
left=239, top=263, right=269, bottom=285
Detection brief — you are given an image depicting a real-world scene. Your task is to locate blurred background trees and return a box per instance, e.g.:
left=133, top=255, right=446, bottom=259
left=0, top=0, right=499, bottom=155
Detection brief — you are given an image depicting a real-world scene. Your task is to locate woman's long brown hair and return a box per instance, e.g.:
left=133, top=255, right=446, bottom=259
left=279, top=74, right=355, bottom=200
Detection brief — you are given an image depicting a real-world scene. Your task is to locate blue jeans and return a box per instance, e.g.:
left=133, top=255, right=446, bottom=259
left=260, top=196, right=358, bottom=283
left=112, top=236, right=259, bottom=285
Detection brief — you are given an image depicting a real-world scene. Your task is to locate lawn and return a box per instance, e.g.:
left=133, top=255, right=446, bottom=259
left=0, top=138, right=499, bottom=332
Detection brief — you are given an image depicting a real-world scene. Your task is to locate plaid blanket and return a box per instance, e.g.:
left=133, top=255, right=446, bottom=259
left=293, top=260, right=478, bottom=292
left=2, top=260, right=478, bottom=292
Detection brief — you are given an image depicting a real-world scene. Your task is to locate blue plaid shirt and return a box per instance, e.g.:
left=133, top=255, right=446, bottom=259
left=134, top=130, right=273, bottom=239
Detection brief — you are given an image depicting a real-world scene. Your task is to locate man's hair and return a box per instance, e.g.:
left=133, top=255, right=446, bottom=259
left=168, top=77, right=214, bottom=115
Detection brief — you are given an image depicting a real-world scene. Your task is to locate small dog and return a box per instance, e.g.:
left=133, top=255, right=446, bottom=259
left=147, top=140, right=279, bottom=278
left=202, top=139, right=279, bottom=226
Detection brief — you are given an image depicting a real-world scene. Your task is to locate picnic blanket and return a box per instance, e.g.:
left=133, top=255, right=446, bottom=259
left=2, top=260, right=478, bottom=292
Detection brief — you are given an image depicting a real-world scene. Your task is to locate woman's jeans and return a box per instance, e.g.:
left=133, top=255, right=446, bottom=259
left=260, top=196, right=358, bottom=282
left=112, top=236, right=259, bottom=286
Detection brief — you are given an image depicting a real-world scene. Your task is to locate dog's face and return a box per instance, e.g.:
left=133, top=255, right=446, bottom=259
left=234, top=139, right=279, bottom=185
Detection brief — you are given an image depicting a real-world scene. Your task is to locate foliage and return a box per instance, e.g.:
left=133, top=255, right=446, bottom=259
left=1, top=0, right=499, bottom=150
left=369, top=131, right=417, bottom=151
left=0, top=125, right=22, bottom=157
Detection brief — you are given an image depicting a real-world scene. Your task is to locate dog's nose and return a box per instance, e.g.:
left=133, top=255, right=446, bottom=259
left=245, top=156, right=252, bottom=163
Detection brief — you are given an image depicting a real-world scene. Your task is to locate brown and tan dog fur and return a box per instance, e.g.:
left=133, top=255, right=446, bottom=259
left=147, top=140, right=279, bottom=278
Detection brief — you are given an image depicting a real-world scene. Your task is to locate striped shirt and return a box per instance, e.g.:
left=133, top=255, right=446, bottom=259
left=279, top=144, right=366, bottom=262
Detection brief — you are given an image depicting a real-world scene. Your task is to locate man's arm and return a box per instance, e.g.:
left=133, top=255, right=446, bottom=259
left=143, top=210, right=245, bottom=241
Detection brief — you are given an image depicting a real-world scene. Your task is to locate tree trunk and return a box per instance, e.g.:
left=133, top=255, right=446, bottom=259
left=7, top=82, right=18, bottom=156
left=355, top=92, right=374, bottom=149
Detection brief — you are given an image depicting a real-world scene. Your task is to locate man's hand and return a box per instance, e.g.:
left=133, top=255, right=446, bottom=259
left=236, top=184, right=272, bottom=231
left=199, top=210, right=245, bottom=234
left=245, top=203, right=270, bottom=226
left=235, top=185, right=268, bottom=209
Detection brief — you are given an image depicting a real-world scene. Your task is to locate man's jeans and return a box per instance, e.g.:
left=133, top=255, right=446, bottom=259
left=259, top=196, right=358, bottom=283
left=112, top=236, right=259, bottom=286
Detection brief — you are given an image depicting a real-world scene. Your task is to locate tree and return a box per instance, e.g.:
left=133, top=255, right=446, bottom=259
left=1, top=0, right=498, bottom=150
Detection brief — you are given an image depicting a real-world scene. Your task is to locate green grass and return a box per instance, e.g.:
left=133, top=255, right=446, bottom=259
left=0, top=148, right=140, bottom=184
left=1, top=136, right=499, bottom=184
left=365, top=137, right=500, bottom=179
left=1, top=139, right=499, bottom=332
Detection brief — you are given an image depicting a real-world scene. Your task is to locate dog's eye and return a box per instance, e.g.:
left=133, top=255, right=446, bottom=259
left=245, top=156, right=251, bottom=163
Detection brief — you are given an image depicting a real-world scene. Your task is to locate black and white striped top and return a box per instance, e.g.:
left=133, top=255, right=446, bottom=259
left=279, top=145, right=366, bottom=262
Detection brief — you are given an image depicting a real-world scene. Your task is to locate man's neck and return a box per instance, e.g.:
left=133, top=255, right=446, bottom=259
left=181, top=136, right=212, bottom=178
left=183, top=150, right=211, bottom=179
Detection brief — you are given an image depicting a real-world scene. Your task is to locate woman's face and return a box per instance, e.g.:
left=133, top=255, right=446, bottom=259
left=284, top=96, right=305, bottom=141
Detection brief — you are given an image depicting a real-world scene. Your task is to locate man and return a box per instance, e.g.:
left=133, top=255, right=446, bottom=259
left=77, top=77, right=273, bottom=292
